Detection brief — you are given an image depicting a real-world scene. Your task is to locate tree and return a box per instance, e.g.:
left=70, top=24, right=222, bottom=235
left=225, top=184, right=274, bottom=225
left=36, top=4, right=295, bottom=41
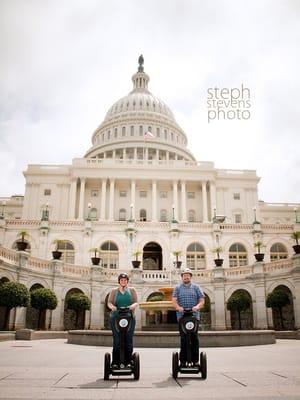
left=30, top=288, right=58, bottom=330
left=227, top=292, right=251, bottom=329
left=66, top=293, right=91, bottom=328
left=266, top=289, right=290, bottom=330
left=0, top=282, right=30, bottom=330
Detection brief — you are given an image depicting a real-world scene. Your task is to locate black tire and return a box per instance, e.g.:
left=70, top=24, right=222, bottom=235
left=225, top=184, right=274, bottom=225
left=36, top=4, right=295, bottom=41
left=172, top=351, right=179, bottom=379
left=132, top=352, right=140, bottom=380
left=200, top=351, right=207, bottom=379
left=104, top=352, right=111, bottom=380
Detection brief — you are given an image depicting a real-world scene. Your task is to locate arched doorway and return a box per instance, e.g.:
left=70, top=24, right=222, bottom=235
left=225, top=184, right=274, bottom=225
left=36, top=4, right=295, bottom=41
left=26, top=283, right=44, bottom=329
left=0, top=277, right=10, bottom=330
left=64, top=288, right=85, bottom=330
left=201, top=293, right=211, bottom=330
left=227, top=289, right=253, bottom=329
left=268, top=285, right=295, bottom=330
left=142, top=242, right=162, bottom=270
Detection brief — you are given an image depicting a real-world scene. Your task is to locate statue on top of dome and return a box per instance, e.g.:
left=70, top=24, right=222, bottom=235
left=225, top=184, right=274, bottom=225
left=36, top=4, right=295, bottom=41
left=138, top=54, right=144, bottom=72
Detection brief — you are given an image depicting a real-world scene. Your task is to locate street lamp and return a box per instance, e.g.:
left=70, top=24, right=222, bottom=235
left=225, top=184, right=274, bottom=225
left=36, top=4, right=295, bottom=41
left=0, top=201, right=6, bottom=219
left=87, top=203, right=92, bottom=220
left=294, top=207, right=299, bottom=223
left=130, top=203, right=134, bottom=221
left=172, top=203, right=175, bottom=221
left=253, top=206, right=257, bottom=223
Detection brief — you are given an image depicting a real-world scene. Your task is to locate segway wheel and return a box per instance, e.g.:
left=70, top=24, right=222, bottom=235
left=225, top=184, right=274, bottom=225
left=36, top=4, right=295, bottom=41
left=132, top=352, right=140, bottom=380
left=200, top=351, right=207, bottom=379
left=172, top=351, right=179, bottom=379
left=104, top=352, right=111, bottom=380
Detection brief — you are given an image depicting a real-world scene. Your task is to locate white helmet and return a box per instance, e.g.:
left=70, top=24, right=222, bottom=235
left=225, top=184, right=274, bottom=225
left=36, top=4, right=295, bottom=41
left=181, top=268, right=193, bottom=276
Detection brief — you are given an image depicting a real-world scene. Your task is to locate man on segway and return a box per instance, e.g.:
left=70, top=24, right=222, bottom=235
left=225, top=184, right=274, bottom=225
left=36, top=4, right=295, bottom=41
left=107, top=273, right=138, bottom=368
left=172, top=268, right=205, bottom=367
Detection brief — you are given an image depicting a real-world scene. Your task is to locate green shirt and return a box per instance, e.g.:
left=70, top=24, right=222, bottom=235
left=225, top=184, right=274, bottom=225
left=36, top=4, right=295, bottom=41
left=115, top=289, right=132, bottom=309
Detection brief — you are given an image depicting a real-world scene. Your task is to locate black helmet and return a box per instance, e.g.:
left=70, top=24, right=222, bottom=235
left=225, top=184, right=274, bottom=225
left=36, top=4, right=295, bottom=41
left=118, top=272, right=129, bottom=282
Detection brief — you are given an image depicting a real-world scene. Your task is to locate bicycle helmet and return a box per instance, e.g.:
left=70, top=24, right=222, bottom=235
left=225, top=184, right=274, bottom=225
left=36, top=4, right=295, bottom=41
left=118, top=272, right=129, bottom=282
left=181, top=268, right=193, bottom=276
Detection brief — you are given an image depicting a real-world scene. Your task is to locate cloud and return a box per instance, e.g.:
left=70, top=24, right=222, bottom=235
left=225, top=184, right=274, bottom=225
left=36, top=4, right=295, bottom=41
left=0, top=0, right=299, bottom=203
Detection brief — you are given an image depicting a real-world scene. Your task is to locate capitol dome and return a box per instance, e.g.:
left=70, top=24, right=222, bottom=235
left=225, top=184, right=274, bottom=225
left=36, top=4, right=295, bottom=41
left=85, top=56, right=196, bottom=162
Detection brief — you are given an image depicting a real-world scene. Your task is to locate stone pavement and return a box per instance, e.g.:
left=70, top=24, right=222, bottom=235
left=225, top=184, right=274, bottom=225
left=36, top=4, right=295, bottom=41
left=0, top=339, right=299, bottom=400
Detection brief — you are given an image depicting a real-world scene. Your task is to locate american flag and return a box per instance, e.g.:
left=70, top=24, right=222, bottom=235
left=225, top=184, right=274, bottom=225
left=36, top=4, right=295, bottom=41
left=144, top=130, right=155, bottom=140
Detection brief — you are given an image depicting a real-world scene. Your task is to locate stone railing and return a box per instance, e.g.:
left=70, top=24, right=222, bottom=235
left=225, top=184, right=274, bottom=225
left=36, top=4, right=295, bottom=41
left=27, top=256, right=52, bottom=272
left=0, top=246, right=19, bottom=263
left=224, top=266, right=253, bottom=278
left=63, top=263, right=91, bottom=278
left=141, top=270, right=171, bottom=281
left=263, top=258, right=294, bottom=273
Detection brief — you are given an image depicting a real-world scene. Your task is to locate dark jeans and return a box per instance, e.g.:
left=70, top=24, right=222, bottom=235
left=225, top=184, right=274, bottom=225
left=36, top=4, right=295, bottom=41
left=110, top=314, right=135, bottom=365
left=179, top=323, right=199, bottom=364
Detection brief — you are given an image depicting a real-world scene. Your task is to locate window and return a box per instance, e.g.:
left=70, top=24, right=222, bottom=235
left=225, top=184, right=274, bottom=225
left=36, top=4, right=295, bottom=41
left=235, top=214, right=242, bottom=223
left=187, top=192, right=195, bottom=199
left=156, top=127, right=160, bottom=137
left=233, top=193, right=240, bottom=200
left=119, top=191, right=127, bottom=197
left=122, top=126, right=126, bottom=136
left=270, top=243, right=288, bottom=261
left=160, top=209, right=167, bottom=222
left=140, top=191, right=147, bottom=198
left=89, top=208, right=97, bottom=220
left=139, top=126, right=143, bottom=136
left=91, top=190, right=99, bottom=197
left=57, top=241, right=75, bottom=264
left=130, top=126, right=134, bottom=136
left=160, top=191, right=167, bottom=198
left=171, top=132, right=174, bottom=141
left=140, top=209, right=147, bottom=221
left=114, top=128, right=118, bottom=138
left=186, top=242, right=206, bottom=270
left=101, top=241, right=118, bottom=269
left=119, top=208, right=126, bottom=221
left=107, top=131, right=110, bottom=140
left=164, top=129, right=168, bottom=139
left=229, top=243, right=248, bottom=267
left=188, top=209, right=196, bottom=222
left=44, top=189, right=51, bottom=196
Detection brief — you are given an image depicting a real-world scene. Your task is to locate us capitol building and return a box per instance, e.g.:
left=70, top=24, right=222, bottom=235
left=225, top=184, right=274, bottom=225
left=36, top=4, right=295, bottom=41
left=0, top=56, right=300, bottom=332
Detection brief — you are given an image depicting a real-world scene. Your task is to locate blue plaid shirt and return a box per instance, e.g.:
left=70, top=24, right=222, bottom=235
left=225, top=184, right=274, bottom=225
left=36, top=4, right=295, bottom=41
left=172, top=283, right=204, bottom=320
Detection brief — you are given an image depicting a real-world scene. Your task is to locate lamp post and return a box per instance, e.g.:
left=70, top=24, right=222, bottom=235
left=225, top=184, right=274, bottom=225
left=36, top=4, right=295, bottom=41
left=172, top=203, right=175, bottom=221
left=253, top=206, right=257, bottom=223
left=0, top=201, right=6, bottom=219
left=213, top=206, right=217, bottom=222
left=87, top=203, right=92, bottom=221
left=130, top=203, right=134, bottom=221
left=294, top=207, right=299, bottom=223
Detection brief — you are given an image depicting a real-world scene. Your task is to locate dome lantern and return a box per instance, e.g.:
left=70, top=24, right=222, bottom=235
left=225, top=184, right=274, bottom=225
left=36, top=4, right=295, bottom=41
left=131, top=54, right=150, bottom=92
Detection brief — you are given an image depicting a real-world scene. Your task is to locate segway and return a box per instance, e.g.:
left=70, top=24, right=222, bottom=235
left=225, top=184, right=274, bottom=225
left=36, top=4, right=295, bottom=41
left=172, top=309, right=207, bottom=379
left=104, top=307, right=140, bottom=380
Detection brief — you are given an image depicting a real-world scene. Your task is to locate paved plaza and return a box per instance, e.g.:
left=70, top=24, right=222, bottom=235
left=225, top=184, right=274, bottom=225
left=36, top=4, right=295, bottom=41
left=0, top=339, right=299, bottom=399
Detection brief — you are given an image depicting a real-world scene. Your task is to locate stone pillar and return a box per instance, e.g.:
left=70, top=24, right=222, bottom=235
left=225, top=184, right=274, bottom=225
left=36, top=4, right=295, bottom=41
left=131, top=180, right=136, bottom=220
left=202, top=181, right=208, bottom=223
left=100, top=179, right=107, bottom=220
left=209, top=181, right=216, bottom=221
left=109, top=179, right=115, bottom=221
left=68, top=179, right=77, bottom=219
left=253, top=262, right=268, bottom=328
left=181, top=181, right=187, bottom=222
left=78, top=178, right=86, bottom=220
left=172, top=180, right=178, bottom=220
left=50, top=260, right=65, bottom=330
left=212, top=267, right=226, bottom=330
left=152, top=180, right=157, bottom=222
left=14, top=307, right=27, bottom=330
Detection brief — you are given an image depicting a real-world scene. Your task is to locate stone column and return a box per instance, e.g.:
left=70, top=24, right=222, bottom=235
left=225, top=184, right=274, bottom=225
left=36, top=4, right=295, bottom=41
left=212, top=267, right=226, bottom=330
left=68, top=179, right=77, bottom=219
left=152, top=180, right=157, bottom=222
left=202, top=181, right=208, bottom=223
left=131, top=180, right=136, bottom=220
left=172, top=180, right=178, bottom=220
left=50, top=260, right=65, bottom=330
left=109, top=179, right=115, bottom=221
left=292, top=256, right=300, bottom=329
left=209, top=181, right=216, bottom=221
left=181, top=181, right=187, bottom=222
left=78, top=178, right=86, bottom=220
left=253, top=262, right=268, bottom=328
left=100, top=179, right=107, bottom=220
left=14, top=307, right=27, bottom=330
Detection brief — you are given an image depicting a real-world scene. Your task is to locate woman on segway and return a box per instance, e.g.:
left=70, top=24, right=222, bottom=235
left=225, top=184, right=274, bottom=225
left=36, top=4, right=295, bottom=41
left=172, top=268, right=205, bottom=367
left=107, top=273, right=138, bottom=368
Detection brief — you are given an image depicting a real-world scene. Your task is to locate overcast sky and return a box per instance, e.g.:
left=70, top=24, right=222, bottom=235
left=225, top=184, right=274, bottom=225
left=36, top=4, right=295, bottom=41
left=0, top=0, right=299, bottom=203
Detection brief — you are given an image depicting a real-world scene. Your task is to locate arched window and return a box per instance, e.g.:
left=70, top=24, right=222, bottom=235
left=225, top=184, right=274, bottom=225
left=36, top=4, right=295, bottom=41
left=160, top=209, right=167, bottom=222
left=186, top=242, right=206, bottom=270
left=188, top=209, right=196, bottom=222
left=140, top=209, right=147, bottom=221
left=101, top=241, right=119, bottom=269
left=130, top=126, right=134, bottom=136
left=119, top=208, right=126, bottom=221
left=229, top=243, right=248, bottom=267
left=57, top=241, right=75, bottom=264
left=270, top=243, right=288, bottom=261
left=122, top=126, right=126, bottom=136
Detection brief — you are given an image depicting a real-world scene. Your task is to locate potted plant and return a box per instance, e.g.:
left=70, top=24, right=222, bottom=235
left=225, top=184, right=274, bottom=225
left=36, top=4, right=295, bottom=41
left=16, top=230, right=28, bottom=251
left=291, top=231, right=300, bottom=254
left=254, top=241, right=265, bottom=262
left=52, top=239, right=64, bottom=260
left=89, top=248, right=101, bottom=265
left=172, top=251, right=182, bottom=268
left=212, top=246, right=224, bottom=267
left=132, top=250, right=141, bottom=268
